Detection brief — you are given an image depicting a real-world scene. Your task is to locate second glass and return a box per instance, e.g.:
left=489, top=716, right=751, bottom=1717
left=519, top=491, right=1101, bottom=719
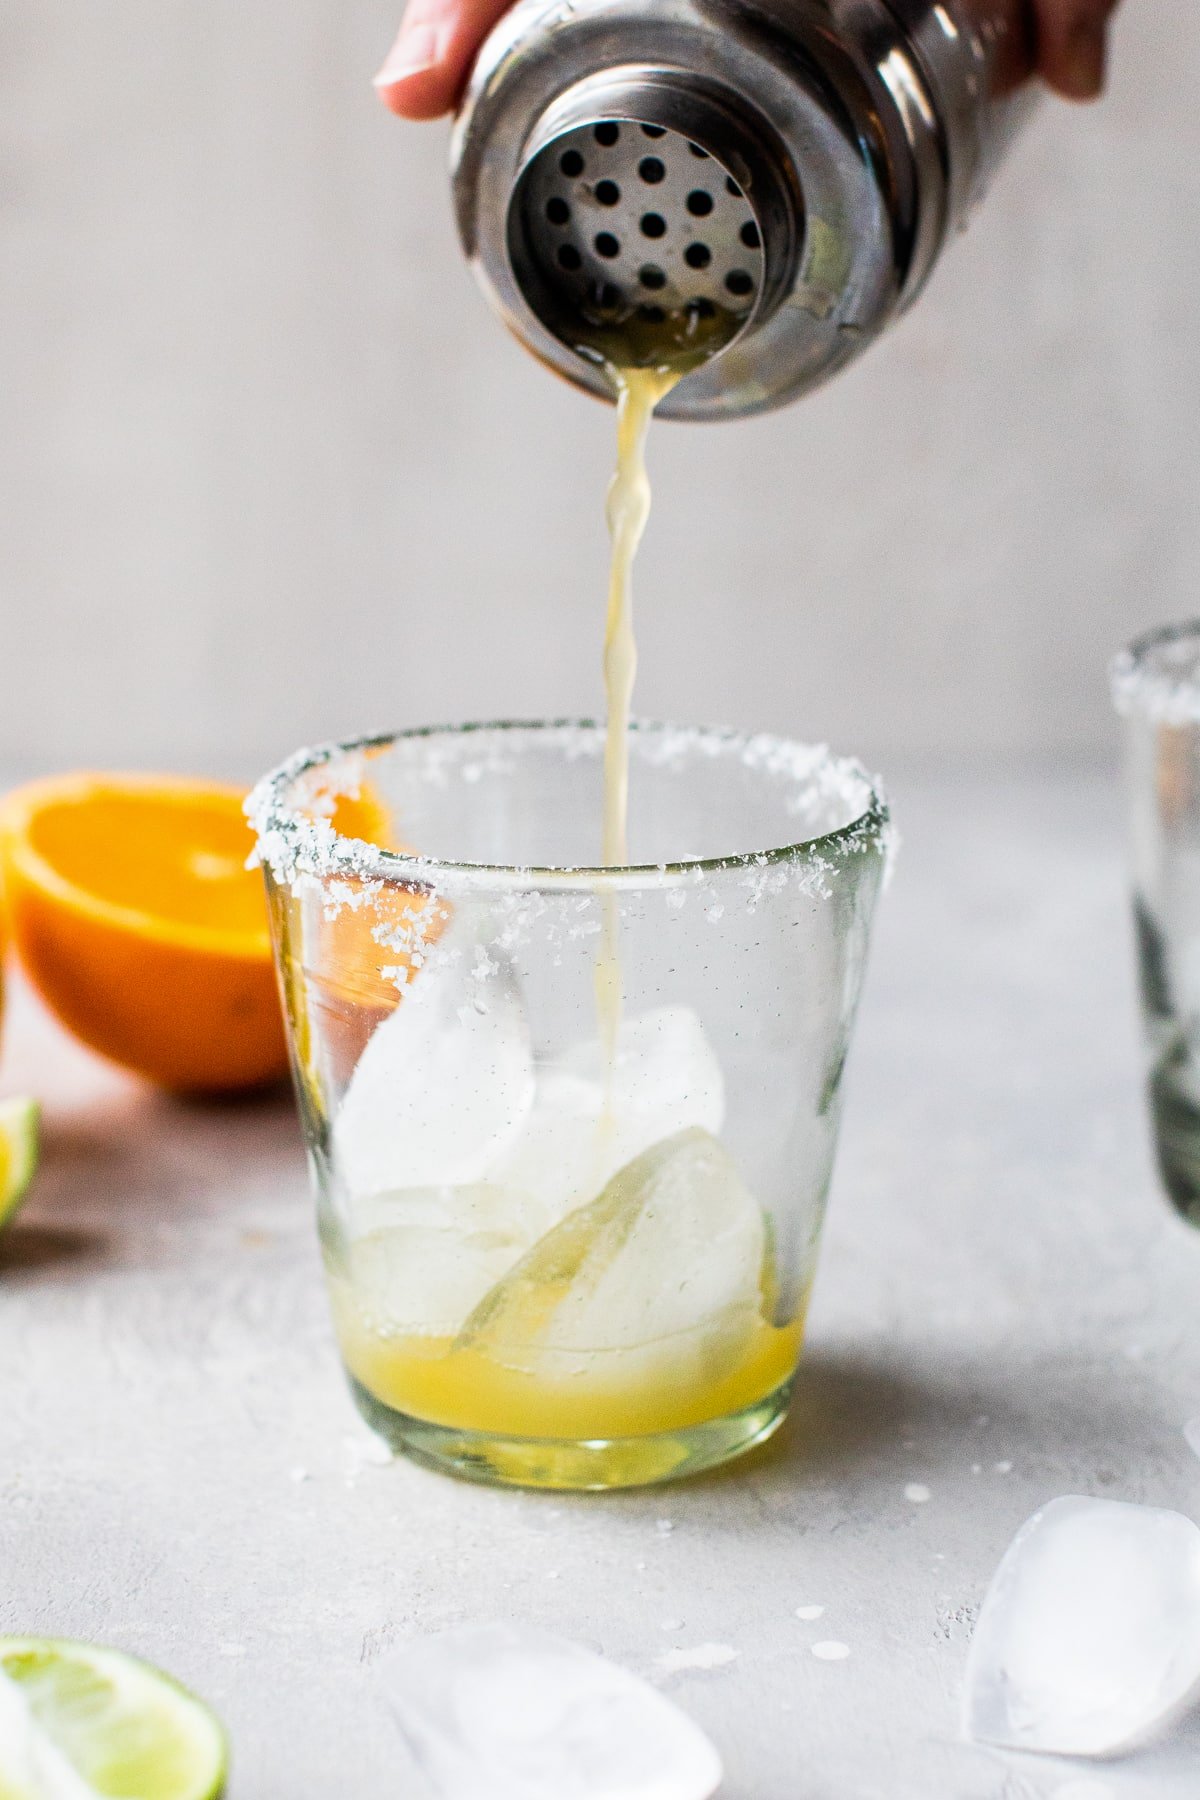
left=250, top=721, right=890, bottom=1489
left=1113, top=623, right=1200, bottom=1228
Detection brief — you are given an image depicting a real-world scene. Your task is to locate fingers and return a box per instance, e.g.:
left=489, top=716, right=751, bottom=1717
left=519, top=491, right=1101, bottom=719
left=1036, top=0, right=1120, bottom=101
left=374, top=0, right=1122, bottom=118
left=373, top=0, right=516, bottom=120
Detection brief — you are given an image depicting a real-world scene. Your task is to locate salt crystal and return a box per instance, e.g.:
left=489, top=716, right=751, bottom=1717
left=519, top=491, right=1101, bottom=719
left=993, top=1461, right=1013, bottom=1476
left=289, top=1466, right=310, bottom=1483
left=379, top=1623, right=722, bottom=1800
left=656, top=1520, right=675, bottom=1536
left=905, top=1484, right=931, bottom=1504
left=660, top=1620, right=685, bottom=1633
left=343, top=1431, right=394, bottom=1486
left=963, top=1495, right=1200, bottom=1756
left=218, top=1643, right=246, bottom=1659
left=811, top=1642, right=850, bottom=1662
left=794, top=1605, right=824, bottom=1622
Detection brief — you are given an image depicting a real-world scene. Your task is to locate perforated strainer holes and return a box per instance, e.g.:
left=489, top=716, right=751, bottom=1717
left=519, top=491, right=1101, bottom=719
left=515, top=117, right=768, bottom=361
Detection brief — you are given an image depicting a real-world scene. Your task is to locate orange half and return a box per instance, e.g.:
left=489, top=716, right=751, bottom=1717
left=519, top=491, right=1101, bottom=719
left=0, top=773, right=288, bottom=1093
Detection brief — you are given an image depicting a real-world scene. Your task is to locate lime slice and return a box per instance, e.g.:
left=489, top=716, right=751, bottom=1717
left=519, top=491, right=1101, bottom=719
left=0, top=1100, right=39, bottom=1229
left=0, top=1639, right=226, bottom=1800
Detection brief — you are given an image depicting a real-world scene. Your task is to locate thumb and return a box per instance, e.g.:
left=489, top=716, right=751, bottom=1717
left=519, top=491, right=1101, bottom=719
left=373, top=0, right=516, bottom=120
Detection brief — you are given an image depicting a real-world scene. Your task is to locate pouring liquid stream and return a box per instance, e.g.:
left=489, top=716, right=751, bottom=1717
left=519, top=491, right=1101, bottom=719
left=594, top=363, right=681, bottom=1111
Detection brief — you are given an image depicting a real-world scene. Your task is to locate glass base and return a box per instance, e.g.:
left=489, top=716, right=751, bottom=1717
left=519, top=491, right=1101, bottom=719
left=1150, top=1065, right=1200, bottom=1229
left=349, top=1375, right=792, bottom=1491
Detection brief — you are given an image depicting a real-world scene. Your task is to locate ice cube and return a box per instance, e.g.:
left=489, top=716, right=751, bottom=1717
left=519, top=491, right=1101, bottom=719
left=461, top=1127, right=766, bottom=1371
left=557, top=1005, right=724, bottom=1132
left=492, top=1006, right=725, bottom=1212
left=379, top=1623, right=722, bottom=1800
left=334, top=917, right=534, bottom=1197
left=337, top=1184, right=560, bottom=1337
left=963, top=1495, right=1200, bottom=1756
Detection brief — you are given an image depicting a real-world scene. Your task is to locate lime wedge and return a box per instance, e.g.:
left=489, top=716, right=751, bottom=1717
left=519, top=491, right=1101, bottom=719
left=0, top=1639, right=226, bottom=1800
left=0, top=1099, right=39, bottom=1229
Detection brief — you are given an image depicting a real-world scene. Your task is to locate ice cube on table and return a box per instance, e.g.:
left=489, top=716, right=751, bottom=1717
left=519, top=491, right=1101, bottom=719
left=461, top=1127, right=766, bottom=1368
left=492, top=1006, right=725, bottom=1212
left=379, top=1623, right=722, bottom=1800
left=336, top=1184, right=560, bottom=1337
left=333, top=919, right=534, bottom=1197
left=963, top=1494, right=1200, bottom=1757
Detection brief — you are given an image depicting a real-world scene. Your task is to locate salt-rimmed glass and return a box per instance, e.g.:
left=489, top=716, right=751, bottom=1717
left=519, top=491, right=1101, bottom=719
left=249, top=721, right=890, bottom=1489
left=1112, top=624, right=1200, bottom=1227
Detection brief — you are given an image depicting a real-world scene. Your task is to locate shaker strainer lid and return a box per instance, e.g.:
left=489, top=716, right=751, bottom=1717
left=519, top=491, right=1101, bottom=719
left=505, top=70, right=794, bottom=375
left=509, top=117, right=778, bottom=371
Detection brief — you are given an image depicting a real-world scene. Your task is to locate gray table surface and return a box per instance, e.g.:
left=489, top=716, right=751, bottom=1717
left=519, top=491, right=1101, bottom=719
left=4, top=769, right=1200, bottom=1800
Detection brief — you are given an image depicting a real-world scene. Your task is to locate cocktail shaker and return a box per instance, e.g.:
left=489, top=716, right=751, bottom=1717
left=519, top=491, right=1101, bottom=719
left=450, top=0, right=1037, bottom=419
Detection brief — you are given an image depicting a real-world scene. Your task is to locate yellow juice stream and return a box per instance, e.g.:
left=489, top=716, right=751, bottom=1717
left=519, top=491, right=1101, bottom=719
left=332, top=365, right=803, bottom=1445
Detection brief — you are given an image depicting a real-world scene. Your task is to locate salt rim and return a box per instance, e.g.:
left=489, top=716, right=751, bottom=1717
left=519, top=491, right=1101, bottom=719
left=246, top=719, right=892, bottom=896
left=1111, top=621, right=1200, bottom=726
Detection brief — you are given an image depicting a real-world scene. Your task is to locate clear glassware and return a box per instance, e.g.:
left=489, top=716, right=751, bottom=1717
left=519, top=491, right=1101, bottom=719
left=249, top=721, right=891, bottom=1489
left=1112, top=623, right=1200, bottom=1229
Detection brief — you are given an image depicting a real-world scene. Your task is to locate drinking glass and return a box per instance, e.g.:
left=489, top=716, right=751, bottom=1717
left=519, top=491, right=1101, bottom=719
left=1113, top=624, right=1200, bottom=1228
left=249, top=721, right=890, bottom=1488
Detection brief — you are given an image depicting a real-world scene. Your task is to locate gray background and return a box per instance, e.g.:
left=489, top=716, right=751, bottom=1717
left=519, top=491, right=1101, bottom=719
left=2, top=0, right=1195, bottom=778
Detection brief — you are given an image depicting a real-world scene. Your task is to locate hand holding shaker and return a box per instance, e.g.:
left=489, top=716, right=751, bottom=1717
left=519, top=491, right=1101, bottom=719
left=450, top=0, right=1037, bottom=416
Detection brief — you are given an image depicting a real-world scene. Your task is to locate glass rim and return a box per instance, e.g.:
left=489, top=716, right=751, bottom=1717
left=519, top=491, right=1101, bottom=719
left=247, top=718, right=891, bottom=895
left=1111, top=619, right=1200, bottom=724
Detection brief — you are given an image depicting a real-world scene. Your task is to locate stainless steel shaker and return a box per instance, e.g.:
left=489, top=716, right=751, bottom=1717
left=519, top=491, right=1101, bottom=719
left=451, top=0, right=1037, bottom=419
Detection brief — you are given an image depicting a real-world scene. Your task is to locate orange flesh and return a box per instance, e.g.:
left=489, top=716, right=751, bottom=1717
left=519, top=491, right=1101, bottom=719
left=26, top=788, right=266, bottom=940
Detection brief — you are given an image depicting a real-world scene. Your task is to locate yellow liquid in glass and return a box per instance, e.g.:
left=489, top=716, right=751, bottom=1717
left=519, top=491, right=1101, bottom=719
left=333, top=1296, right=804, bottom=1442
